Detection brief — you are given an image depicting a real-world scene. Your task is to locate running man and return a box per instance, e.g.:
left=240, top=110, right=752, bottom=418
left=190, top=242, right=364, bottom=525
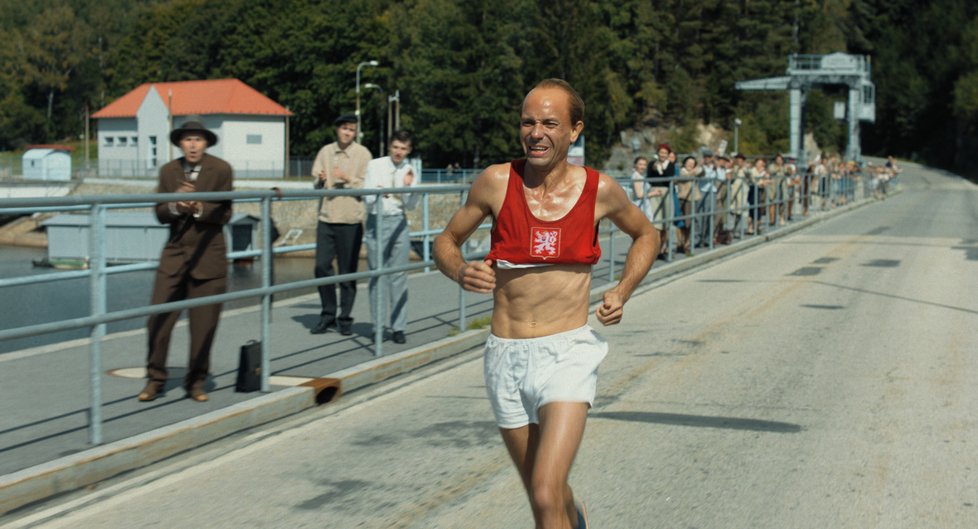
left=434, top=79, right=657, bottom=529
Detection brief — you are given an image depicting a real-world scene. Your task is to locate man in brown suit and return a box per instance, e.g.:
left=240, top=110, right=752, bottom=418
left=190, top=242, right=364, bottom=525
left=138, top=117, right=233, bottom=403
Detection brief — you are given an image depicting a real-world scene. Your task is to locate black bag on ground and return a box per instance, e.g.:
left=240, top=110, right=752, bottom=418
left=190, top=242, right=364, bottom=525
left=236, top=340, right=262, bottom=392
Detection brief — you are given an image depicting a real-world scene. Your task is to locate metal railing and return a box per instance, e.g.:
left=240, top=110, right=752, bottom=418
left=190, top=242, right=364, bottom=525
left=0, top=185, right=482, bottom=445
left=96, top=159, right=290, bottom=179
left=629, top=167, right=876, bottom=259
left=0, top=169, right=884, bottom=446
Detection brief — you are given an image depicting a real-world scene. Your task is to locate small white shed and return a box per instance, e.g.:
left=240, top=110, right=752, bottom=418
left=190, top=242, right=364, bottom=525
left=22, top=146, right=72, bottom=181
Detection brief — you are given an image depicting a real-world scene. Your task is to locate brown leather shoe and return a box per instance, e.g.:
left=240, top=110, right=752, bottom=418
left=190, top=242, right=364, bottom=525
left=137, top=382, right=163, bottom=402
left=186, top=387, right=209, bottom=402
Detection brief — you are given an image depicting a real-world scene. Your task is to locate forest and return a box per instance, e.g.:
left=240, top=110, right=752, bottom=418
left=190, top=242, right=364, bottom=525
left=2, top=0, right=978, bottom=174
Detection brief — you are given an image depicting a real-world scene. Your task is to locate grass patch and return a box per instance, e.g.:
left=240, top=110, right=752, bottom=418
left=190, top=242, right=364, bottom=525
left=447, top=315, right=492, bottom=336
left=467, top=315, right=492, bottom=330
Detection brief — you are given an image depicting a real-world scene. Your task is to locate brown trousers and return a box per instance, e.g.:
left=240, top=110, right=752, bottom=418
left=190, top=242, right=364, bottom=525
left=146, top=271, right=226, bottom=388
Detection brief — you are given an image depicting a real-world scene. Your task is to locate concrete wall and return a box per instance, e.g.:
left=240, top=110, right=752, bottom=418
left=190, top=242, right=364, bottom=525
left=97, top=118, right=139, bottom=177
left=221, top=116, right=286, bottom=178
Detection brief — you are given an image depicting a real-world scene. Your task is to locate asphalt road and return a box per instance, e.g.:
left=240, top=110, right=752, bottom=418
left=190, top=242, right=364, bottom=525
left=7, top=163, right=977, bottom=529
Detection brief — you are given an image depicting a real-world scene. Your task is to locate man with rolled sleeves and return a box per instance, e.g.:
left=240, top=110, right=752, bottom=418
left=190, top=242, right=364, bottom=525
left=139, top=117, right=233, bottom=403
left=310, top=115, right=372, bottom=335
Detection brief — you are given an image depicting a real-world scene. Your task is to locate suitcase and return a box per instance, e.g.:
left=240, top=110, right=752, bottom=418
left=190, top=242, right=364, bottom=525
left=236, top=340, right=262, bottom=392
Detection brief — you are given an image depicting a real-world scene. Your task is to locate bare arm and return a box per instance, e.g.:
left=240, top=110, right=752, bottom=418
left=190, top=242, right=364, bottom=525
left=433, top=165, right=507, bottom=293
left=594, top=173, right=658, bottom=325
left=631, top=177, right=643, bottom=201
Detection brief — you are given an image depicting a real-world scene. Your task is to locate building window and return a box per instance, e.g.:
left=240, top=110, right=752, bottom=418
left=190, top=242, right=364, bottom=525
left=148, top=135, right=157, bottom=168
left=863, top=85, right=874, bottom=104
left=246, top=134, right=263, bottom=145
left=104, top=137, right=114, bottom=147
left=131, top=136, right=138, bottom=146
left=118, top=137, right=128, bottom=147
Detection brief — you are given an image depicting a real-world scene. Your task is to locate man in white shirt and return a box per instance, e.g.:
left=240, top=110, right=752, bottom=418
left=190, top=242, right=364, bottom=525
left=362, top=130, right=419, bottom=344
left=695, top=150, right=722, bottom=247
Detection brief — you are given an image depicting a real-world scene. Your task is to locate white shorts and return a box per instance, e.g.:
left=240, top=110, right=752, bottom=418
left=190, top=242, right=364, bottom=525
left=484, top=325, right=608, bottom=429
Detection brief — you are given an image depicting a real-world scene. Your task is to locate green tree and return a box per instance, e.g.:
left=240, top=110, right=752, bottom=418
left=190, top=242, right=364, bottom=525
left=20, top=5, right=94, bottom=139
left=953, top=17, right=978, bottom=122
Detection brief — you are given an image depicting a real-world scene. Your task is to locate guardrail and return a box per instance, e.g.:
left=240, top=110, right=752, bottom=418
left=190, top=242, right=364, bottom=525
left=634, top=168, right=878, bottom=260
left=0, top=169, right=887, bottom=446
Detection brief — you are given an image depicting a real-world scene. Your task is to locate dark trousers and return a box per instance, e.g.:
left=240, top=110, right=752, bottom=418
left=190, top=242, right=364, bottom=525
left=146, top=271, right=226, bottom=388
left=314, top=221, right=363, bottom=322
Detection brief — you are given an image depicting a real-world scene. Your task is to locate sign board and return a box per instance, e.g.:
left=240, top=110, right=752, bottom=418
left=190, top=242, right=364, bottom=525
left=834, top=101, right=847, bottom=120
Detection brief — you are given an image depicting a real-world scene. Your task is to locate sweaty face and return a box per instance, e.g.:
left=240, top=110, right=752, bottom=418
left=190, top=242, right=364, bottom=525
left=179, top=134, right=208, bottom=164
left=520, top=87, right=582, bottom=169
left=389, top=139, right=412, bottom=164
left=336, top=122, right=357, bottom=146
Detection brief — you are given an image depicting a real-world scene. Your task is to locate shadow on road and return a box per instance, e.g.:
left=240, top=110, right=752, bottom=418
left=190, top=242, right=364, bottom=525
left=592, top=411, right=803, bottom=433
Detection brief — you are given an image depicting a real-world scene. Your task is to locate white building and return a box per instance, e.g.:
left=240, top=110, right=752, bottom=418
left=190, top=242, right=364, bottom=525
left=92, top=79, right=292, bottom=178
left=22, top=145, right=72, bottom=181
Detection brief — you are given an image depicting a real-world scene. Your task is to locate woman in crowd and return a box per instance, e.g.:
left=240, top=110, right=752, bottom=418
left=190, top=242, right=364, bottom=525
left=646, top=144, right=675, bottom=257
left=747, top=157, right=769, bottom=235
left=678, top=155, right=703, bottom=253
left=769, top=154, right=788, bottom=226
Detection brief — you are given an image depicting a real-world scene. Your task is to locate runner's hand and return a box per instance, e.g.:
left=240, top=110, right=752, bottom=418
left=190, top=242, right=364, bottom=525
left=595, top=290, right=625, bottom=326
left=458, top=259, right=495, bottom=293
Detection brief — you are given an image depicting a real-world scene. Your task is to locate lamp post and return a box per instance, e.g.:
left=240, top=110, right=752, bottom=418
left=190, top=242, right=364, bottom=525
left=733, top=117, right=742, bottom=154
left=356, top=60, right=379, bottom=143
left=363, top=82, right=384, bottom=155
left=388, top=89, right=400, bottom=142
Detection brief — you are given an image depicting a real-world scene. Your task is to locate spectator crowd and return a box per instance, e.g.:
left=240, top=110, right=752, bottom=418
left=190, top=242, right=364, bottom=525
left=630, top=145, right=900, bottom=258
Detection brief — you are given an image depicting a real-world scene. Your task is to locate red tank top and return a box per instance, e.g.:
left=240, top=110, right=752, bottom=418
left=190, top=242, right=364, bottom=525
left=487, top=159, right=601, bottom=265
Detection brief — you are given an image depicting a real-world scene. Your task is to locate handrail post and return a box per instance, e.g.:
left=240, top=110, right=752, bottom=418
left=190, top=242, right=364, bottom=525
left=607, top=223, right=615, bottom=283
left=457, top=190, right=467, bottom=333
left=738, top=175, right=746, bottom=239
left=260, top=195, right=272, bottom=392
left=689, top=177, right=697, bottom=256
left=423, top=192, right=431, bottom=273
left=88, top=204, right=106, bottom=445
left=373, top=196, right=384, bottom=356
left=667, top=177, right=676, bottom=261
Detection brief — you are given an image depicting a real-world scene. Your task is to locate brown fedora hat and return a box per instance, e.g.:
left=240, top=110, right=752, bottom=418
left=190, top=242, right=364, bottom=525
left=170, top=116, right=218, bottom=147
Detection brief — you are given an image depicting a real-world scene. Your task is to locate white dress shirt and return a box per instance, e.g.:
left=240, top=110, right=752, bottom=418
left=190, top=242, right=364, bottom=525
left=363, top=156, right=419, bottom=216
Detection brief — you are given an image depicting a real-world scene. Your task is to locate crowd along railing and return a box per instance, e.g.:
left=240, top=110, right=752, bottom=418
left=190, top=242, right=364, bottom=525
left=0, top=168, right=881, bottom=446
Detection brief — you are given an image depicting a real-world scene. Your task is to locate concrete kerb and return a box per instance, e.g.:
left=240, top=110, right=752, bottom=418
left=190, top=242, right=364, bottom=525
left=0, top=329, right=490, bottom=516
left=0, top=387, right=315, bottom=516
left=331, top=329, right=490, bottom=394
left=0, top=191, right=891, bottom=516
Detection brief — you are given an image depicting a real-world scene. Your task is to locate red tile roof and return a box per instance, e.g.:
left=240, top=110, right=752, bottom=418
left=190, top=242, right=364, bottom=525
left=26, top=144, right=74, bottom=152
left=92, top=79, right=292, bottom=118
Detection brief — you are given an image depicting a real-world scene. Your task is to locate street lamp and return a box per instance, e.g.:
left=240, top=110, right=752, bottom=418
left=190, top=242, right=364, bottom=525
left=733, top=117, right=742, bottom=154
left=388, top=89, right=400, bottom=141
left=356, top=60, right=379, bottom=143
left=363, top=83, right=384, bottom=155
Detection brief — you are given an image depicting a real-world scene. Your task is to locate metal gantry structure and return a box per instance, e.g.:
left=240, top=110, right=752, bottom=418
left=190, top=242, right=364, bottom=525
left=736, top=53, right=876, bottom=166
